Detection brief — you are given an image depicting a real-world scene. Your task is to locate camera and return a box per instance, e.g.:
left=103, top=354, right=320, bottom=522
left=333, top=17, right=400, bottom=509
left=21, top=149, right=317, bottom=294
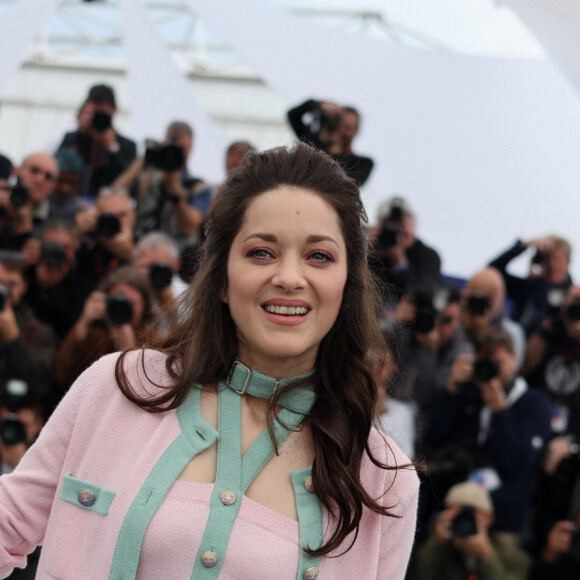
left=0, top=379, right=28, bottom=446
left=41, top=241, right=67, bottom=270
left=92, top=110, right=113, bottom=133
left=8, top=182, right=30, bottom=209
left=319, top=110, right=342, bottom=134
left=473, top=357, right=500, bottom=383
left=411, top=291, right=438, bottom=334
left=408, top=287, right=451, bottom=335
left=451, top=506, right=478, bottom=538
left=531, top=249, right=550, bottom=266
left=106, top=292, right=133, bottom=326
left=466, top=293, right=491, bottom=317
left=376, top=223, right=400, bottom=251
left=144, top=140, right=185, bottom=173
left=0, top=282, right=10, bottom=311
left=565, top=298, right=580, bottom=323
left=149, top=263, right=173, bottom=291
left=95, top=212, right=121, bottom=239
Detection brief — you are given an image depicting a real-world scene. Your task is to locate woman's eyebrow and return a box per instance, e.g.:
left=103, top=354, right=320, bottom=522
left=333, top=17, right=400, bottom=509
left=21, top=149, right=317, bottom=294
left=242, top=233, right=277, bottom=243
left=306, top=234, right=340, bottom=248
left=242, top=233, right=340, bottom=248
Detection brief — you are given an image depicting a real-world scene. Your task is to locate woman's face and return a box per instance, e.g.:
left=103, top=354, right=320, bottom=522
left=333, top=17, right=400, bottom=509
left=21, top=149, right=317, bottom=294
left=109, top=283, right=145, bottom=328
left=224, top=186, right=348, bottom=376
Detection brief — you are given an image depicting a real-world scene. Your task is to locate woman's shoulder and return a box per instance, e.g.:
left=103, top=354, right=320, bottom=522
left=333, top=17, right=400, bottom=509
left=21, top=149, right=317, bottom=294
left=75, top=348, right=177, bottom=400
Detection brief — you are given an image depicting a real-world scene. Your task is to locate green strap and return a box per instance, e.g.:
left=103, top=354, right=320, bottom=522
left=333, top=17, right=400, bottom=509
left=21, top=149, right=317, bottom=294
left=191, top=384, right=310, bottom=578
left=109, top=388, right=217, bottom=579
left=293, top=467, right=323, bottom=578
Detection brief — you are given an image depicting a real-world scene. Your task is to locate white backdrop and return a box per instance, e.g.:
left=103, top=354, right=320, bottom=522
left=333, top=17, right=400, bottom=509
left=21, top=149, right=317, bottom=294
left=119, top=0, right=225, bottom=179
left=504, top=0, right=580, bottom=97
left=1, top=0, right=580, bottom=280
left=190, top=0, right=580, bottom=279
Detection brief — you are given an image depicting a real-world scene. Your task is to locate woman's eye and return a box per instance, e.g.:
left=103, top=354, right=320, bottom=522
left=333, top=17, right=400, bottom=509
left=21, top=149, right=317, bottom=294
left=309, top=251, right=333, bottom=263
left=247, top=248, right=273, bottom=259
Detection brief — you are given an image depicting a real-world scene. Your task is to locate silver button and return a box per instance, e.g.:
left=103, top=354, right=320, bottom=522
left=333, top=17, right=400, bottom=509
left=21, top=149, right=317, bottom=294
left=201, top=550, right=218, bottom=568
left=304, top=476, right=314, bottom=493
left=305, top=566, right=319, bottom=579
left=78, top=489, right=95, bottom=507
left=220, top=490, right=237, bottom=506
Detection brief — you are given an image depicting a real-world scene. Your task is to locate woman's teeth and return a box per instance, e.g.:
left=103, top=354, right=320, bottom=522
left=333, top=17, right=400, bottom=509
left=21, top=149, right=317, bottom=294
left=264, top=305, right=308, bottom=316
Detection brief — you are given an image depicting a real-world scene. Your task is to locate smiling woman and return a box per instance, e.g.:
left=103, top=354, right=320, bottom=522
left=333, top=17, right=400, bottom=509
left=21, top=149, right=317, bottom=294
left=0, top=143, right=419, bottom=579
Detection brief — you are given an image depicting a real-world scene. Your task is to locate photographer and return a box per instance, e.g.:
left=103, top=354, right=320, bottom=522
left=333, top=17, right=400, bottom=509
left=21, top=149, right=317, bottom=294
left=21, top=219, right=93, bottom=342
left=427, top=328, right=552, bottom=538
left=389, top=285, right=475, bottom=448
left=0, top=384, right=44, bottom=476
left=370, top=197, right=441, bottom=304
left=415, top=481, right=529, bottom=580
left=522, top=286, right=580, bottom=436
left=131, top=232, right=187, bottom=335
left=489, top=235, right=573, bottom=337
left=57, top=84, right=137, bottom=198
left=461, top=267, right=525, bottom=367
left=0, top=153, right=59, bottom=251
left=53, top=266, right=154, bottom=390
left=113, top=120, right=211, bottom=254
left=0, top=383, right=44, bottom=578
left=48, top=148, right=87, bottom=224
left=287, top=98, right=374, bottom=185
left=529, top=499, right=580, bottom=579
left=74, top=186, right=136, bottom=287
left=0, top=252, right=57, bottom=396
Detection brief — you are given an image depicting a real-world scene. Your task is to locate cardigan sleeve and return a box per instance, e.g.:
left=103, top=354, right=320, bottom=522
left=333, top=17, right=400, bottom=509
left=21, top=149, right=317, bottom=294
left=0, top=359, right=90, bottom=577
left=376, top=437, right=420, bottom=579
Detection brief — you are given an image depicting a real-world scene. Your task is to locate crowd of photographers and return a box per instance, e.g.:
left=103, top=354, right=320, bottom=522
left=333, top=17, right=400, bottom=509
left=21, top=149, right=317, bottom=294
left=0, top=85, right=579, bottom=578
left=374, top=196, right=580, bottom=579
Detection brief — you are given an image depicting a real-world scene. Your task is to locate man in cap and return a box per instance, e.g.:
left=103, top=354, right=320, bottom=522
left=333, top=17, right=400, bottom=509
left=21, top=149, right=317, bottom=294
left=415, top=481, right=529, bottom=580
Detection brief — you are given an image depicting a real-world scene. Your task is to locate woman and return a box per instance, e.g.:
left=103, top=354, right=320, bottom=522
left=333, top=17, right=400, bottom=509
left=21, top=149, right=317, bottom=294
left=0, top=143, right=419, bottom=579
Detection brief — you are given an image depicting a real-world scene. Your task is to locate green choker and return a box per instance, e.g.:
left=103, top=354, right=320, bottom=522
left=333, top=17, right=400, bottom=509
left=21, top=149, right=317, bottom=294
left=226, top=360, right=316, bottom=416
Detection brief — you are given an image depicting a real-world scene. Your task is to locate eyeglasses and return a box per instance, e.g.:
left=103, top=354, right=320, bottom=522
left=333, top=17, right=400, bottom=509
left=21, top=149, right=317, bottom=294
left=25, top=165, right=57, bottom=182
left=437, top=315, right=454, bottom=325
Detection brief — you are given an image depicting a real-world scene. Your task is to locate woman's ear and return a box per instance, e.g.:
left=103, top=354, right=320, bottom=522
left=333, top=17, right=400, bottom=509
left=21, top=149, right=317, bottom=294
left=221, top=286, right=228, bottom=304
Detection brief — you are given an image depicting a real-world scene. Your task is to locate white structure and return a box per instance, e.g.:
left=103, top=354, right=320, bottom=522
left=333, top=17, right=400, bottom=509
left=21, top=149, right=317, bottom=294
left=2, top=0, right=580, bottom=281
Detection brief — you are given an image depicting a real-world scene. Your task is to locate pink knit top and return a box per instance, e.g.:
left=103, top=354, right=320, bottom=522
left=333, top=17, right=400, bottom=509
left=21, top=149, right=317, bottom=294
left=138, top=481, right=301, bottom=578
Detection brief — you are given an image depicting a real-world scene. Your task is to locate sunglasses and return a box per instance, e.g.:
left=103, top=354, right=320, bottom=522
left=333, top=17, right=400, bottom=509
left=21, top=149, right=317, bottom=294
left=25, top=165, right=57, bottom=182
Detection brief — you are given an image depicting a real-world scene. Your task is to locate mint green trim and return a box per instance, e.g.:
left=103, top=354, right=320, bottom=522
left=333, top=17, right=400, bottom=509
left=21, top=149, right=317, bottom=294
left=109, top=369, right=319, bottom=580
left=60, top=473, right=116, bottom=516
left=226, top=361, right=316, bottom=415
left=109, top=387, right=217, bottom=579
left=191, top=385, right=310, bottom=578
left=292, top=467, right=323, bottom=579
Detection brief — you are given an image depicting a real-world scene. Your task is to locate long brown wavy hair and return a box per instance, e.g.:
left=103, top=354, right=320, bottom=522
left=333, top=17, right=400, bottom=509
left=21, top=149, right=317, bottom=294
left=116, top=142, right=403, bottom=556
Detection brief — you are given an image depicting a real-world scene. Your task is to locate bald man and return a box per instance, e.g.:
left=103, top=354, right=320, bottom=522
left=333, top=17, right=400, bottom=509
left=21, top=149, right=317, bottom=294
left=461, top=267, right=525, bottom=367
left=0, top=153, right=59, bottom=250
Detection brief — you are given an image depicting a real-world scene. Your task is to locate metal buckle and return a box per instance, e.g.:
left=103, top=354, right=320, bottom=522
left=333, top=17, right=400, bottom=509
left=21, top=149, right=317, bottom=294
left=227, top=361, right=253, bottom=395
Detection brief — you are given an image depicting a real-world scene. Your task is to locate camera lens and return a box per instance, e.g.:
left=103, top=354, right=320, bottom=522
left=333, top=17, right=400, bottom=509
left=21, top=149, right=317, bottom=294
left=466, top=294, right=490, bottom=317
left=41, top=241, right=67, bottom=270
left=106, top=292, right=133, bottom=327
left=149, top=263, right=173, bottom=291
left=473, top=358, right=500, bottom=382
left=9, top=184, right=30, bottom=209
left=451, top=507, right=478, bottom=538
left=0, top=418, right=27, bottom=446
left=95, top=213, right=121, bottom=239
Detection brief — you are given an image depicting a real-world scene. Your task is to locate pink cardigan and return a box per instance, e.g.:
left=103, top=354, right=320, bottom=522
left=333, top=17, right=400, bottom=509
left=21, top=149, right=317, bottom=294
left=0, top=350, right=419, bottom=579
